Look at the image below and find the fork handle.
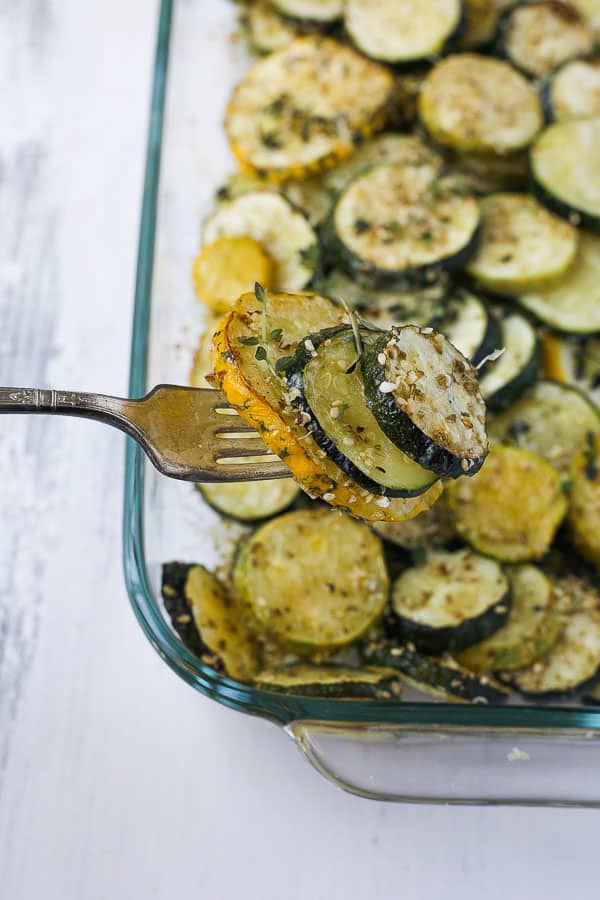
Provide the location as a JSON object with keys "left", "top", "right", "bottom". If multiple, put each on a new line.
{"left": 0, "top": 386, "right": 136, "bottom": 436}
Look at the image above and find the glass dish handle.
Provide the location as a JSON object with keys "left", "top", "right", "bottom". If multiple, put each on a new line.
{"left": 286, "top": 721, "right": 600, "bottom": 805}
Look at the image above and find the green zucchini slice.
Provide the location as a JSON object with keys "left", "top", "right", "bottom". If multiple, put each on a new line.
{"left": 457, "top": 565, "right": 564, "bottom": 673}
{"left": 530, "top": 118, "right": 600, "bottom": 231}
{"left": 543, "top": 333, "right": 600, "bottom": 407}
{"left": 232, "top": 509, "right": 389, "bottom": 649}
{"left": 203, "top": 192, "right": 317, "bottom": 291}
{"left": 332, "top": 163, "right": 480, "bottom": 288}
{"left": 286, "top": 328, "right": 439, "bottom": 496}
{"left": 225, "top": 37, "right": 394, "bottom": 182}
{"left": 317, "top": 268, "right": 447, "bottom": 328}
{"left": 362, "top": 640, "right": 509, "bottom": 703}
{"left": 419, "top": 54, "right": 543, "bottom": 155}
{"left": 161, "top": 563, "right": 260, "bottom": 681}
{"left": 362, "top": 325, "right": 488, "bottom": 478}
{"left": 433, "top": 290, "right": 500, "bottom": 366}
{"left": 372, "top": 500, "right": 454, "bottom": 550}
{"left": 515, "top": 232, "right": 600, "bottom": 333}
{"left": 511, "top": 610, "right": 600, "bottom": 699}
{"left": 488, "top": 380, "right": 600, "bottom": 473}
{"left": 496, "top": 1, "right": 593, "bottom": 79}
{"left": 448, "top": 444, "right": 568, "bottom": 562}
{"left": 197, "top": 479, "right": 300, "bottom": 522}
{"left": 478, "top": 313, "right": 540, "bottom": 412}
{"left": 466, "top": 193, "right": 578, "bottom": 294}
{"left": 543, "top": 57, "right": 600, "bottom": 122}
{"left": 567, "top": 433, "right": 600, "bottom": 569}
{"left": 244, "top": 1, "right": 299, "bottom": 55}
{"left": 271, "top": 0, "right": 342, "bottom": 23}
{"left": 282, "top": 176, "right": 334, "bottom": 226}
{"left": 448, "top": 150, "right": 529, "bottom": 194}
{"left": 391, "top": 548, "right": 510, "bottom": 655}
{"left": 323, "top": 133, "right": 444, "bottom": 194}
{"left": 254, "top": 664, "right": 401, "bottom": 698}
{"left": 344, "top": 0, "right": 463, "bottom": 64}
{"left": 458, "top": 0, "right": 514, "bottom": 49}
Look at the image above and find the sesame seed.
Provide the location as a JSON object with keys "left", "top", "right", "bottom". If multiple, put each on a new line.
{"left": 379, "top": 380, "right": 399, "bottom": 393}
{"left": 322, "top": 492, "right": 335, "bottom": 501}
{"left": 375, "top": 496, "right": 391, "bottom": 507}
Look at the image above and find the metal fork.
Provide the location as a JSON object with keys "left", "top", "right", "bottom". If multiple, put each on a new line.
{"left": 0, "top": 385, "right": 291, "bottom": 481}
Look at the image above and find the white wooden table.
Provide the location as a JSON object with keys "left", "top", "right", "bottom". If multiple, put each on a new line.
{"left": 1, "top": 2, "right": 599, "bottom": 897}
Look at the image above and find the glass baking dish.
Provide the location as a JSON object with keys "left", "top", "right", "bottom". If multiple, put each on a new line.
{"left": 123, "top": 0, "right": 600, "bottom": 805}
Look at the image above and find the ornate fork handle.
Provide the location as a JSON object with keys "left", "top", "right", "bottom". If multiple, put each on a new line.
{"left": 0, "top": 387, "right": 137, "bottom": 437}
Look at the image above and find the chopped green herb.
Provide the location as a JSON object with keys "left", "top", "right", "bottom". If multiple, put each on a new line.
{"left": 255, "top": 345, "right": 268, "bottom": 361}
{"left": 353, "top": 218, "right": 370, "bottom": 234}
{"left": 239, "top": 335, "right": 260, "bottom": 346}
{"left": 585, "top": 431, "right": 598, "bottom": 481}
{"left": 384, "top": 220, "right": 402, "bottom": 234}
{"left": 255, "top": 282, "right": 267, "bottom": 304}
{"left": 269, "top": 328, "right": 283, "bottom": 341}
{"left": 336, "top": 402, "right": 348, "bottom": 421}
{"left": 261, "top": 132, "right": 282, "bottom": 149}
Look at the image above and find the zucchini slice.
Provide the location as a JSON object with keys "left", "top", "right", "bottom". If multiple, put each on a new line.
{"left": 567, "top": 433, "right": 600, "bottom": 569}
{"left": 448, "top": 150, "right": 529, "bottom": 194}
{"left": 391, "top": 548, "right": 511, "bottom": 655}
{"left": 419, "top": 54, "right": 543, "bottom": 155}
{"left": 332, "top": 163, "right": 480, "bottom": 288}
{"left": 192, "top": 235, "right": 276, "bottom": 314}
{"left": 530, "top": 118, "right": 600, "bottom": 231}
{"left": 232, "top": 509, "right": 389, "bottom": 649}
{"left": 197, "top": 479, "right": 300, "bottom": 522}
{"left": 161, "top": 563, "right": 260, "bottom": 681}
{"left": 465, "top": 193, "right": 578, "bottom": 294}
{"left": 254, "top": 664, "right": 401, "bottom": 698}
{"left": 244, "top": 1, "right": 299, "bottom": 55}
{"left": 212, "top": 288, "right": 444, "bottom": 521}
{"left": 282, "top": 176, "right": 334, "bottom": 226}
{"left": 203, "top": 192, "right": 317, "bottom": 292}
{"left": 542, "top": 333, "right": 600, "bottom": 406}
{"left": 543, "top": 57, "right": 600, "bottom": 122}
{"left": 372, "top": 499, "right": 454, "bottom": 550}
{"left": 287, "top": 327, "right": 440, "bottom": 496}
{"left": 271, "top": 0, "right": 342, "bottom": 23}
{"left": 323, "top": 132, "right": 444, "bottom": 194}
{"left": 362, "top": 325, "right": 488, "bottom": 478}
{"left": 432, "top": 290, "right": 500, "bottom": 366}
{"left": 344, "top": 0, "right": 463, "bottom": 64}
{"left": 457, "top": 565, "right": 564, "bottom": 673}
{"left": 448, "top": 444, "right": 568, "bottom": 562}
{"left": 515, "top": 231, "right": 600, "bottom": 333}
{"left": 488, "top": 380, "right": 600, "bottom": 473}
{"left": 318, "top": 268, "right": 447, "bottom": 328}
{"left": 225, "top": 37, "right": 394, "bottom": 182}
{"left": 511, "top": 610, "right": 600, "bottom": 699}
{"left": 478, "top": 313, "right": 540, "bottom": 412}
{"left": 458, "top": 0, "right": 514, "bottom": 49}
{"left": 497, "top": 1, "right": 593, "bottom": 79}
{"left": 362, "top": 640, "right": 509, "bottom": 703}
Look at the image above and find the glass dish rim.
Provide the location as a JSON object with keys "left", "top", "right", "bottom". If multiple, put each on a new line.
{"left": 121, "top": 0, "right": 600, "bottom": 732}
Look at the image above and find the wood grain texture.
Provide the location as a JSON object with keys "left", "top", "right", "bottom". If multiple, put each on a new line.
{"left": 1, "top": 2, "right": 600, "bottom": 899}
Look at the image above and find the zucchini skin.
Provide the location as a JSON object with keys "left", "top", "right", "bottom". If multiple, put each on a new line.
{"left": 362, "top": 639, "right": 509, "bottom": 703}
{"left": 254, "top": 665, "right": 401, "bottom": 698}
{"left": 284, "top": 326, "right": 437, "bottom": 497}
{"left": 530, "top": 170, "right": 600, "bottom": 233}
{"left": 431, "top": 292, "right": 502, "bottom": 368}
{"left": 391, "top": 588, "right": 512, "bottom": 656}
{"left": 362, "top": 333, "right": 486, "bottom": 479}
{"left": 195, "top": 480, "right": 299, "bottom": 524}
{"left": 162, "top": 562, "right": 208, "bottom": 661}
{"left": 483, "top": 323, "right": 541, "bottom": 413}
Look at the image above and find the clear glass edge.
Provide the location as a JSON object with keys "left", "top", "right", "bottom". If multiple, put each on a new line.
{"left": 121, "top": 0, "right": 600, "bottom": 734}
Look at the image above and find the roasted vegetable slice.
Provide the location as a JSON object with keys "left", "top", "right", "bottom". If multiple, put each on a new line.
{"left": 432, "top": 290, "right": 500, "bottom": 366}
{"left": 458, "top": 0, "right": 514, "bottom": 49}
{"left": 448, "top": 444, "right": 568, "bottom": 561}
{"left": 457, "top": 565, "right": 564, "bottom": 673}
{"left": 515, "top": 232, "right": 600, "bottom": 333}
{"left": 286, "top": 327, "right": 439, "bottom": 496}
{"left": 332, "top": 163, "right": 480, "bottom": 288}
{"left": 162, "top": 563, "right": 260, "bottom": 681}
{"left": 232, "top": 509, "right": 389, "bottom": 649}
{"left": 271, "top": 0, "right": 342, "bottom": 23}
{"left": 390, "top": 549, "right": 510, "bottom": 655}
{"left": 511, "top": 610, "right": 600, "bottom": 699}
{"left": 479, "top": 313, "right": 540, "bottom": 411}
{"left": 192, "top": 236, "right": 275, "bottom": 314}
{"left": 567, "top": 433, "right": 600, "bottom": 569}
{"left": 496, "top": 1, "right": 593, "bottom": 78}
{"left": 344, "top": 0, "right": 462, "bottom": 64}
{"left": 254, "top": 664, "right": 401, "bottom": 698}
{"left": 225, "top": 37, "right": 394, "bottom": 182}
{"left": 362, "top": 325, "right": 488, "bottom": 478}
{"left": 418, "top": 54, "right": 543, "bottom": 155}
{"left": 197, "top": 479, "right": 300, "bottom": 522}
{"left": 282, "top": 176, "right": 334, "bottom": 226}
{"left": 489, "top": 380, "right": 600, "bottom": 473}
{"left": 543, "top": 333, "right": 600, "bottom": 407}
{"left": 243, "top": 0, "right": 299, "bottom": 55}
{"left": 448, "top": 150, "right": 529, "bottom": 194}
{"left": 211, "top": 288, "right": 443, "bottom": 521}
{"left": 362, "top": 639, "right": 509, "bottom": 703}
{"left": 465, "top": 193, "right": 578, "bottom": 294}
{"left": 530, "top": 117, "right": 600, "bottom": 231}
{"left": 543, "top": 56, "right": 600, "bottom": 122}
{"left": 203, "top": 192, "right": 317, "bottom": 292}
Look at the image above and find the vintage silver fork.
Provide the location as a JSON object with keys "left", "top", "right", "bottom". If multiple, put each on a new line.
{"left": 0, "top": 385, "right": 291, "bottom": 481}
